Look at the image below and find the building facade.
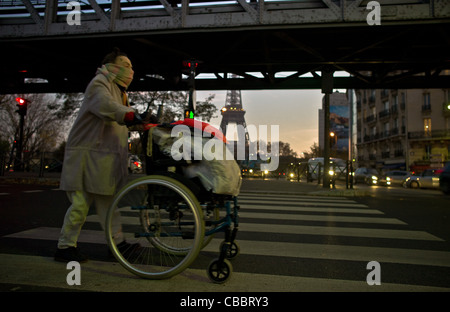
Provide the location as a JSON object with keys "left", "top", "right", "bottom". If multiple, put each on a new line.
{"left": 355, "top": 88, "right": 450, "bottom": 172}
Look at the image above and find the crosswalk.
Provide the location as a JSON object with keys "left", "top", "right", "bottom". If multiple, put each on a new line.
{"left": 1, "top": 191, "right": 450, "bottom": 292}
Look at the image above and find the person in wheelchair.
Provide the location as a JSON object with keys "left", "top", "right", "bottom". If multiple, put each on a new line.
{"left": 55, "top": 48, "right": 149, "bottom": 263}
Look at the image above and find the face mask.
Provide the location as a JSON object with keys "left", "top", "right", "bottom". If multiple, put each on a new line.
{"left": 99, "top": 63, "right": 134, "bottom": 89}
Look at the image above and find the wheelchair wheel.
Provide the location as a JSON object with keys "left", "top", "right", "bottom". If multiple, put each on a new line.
{"left": 106, "top": 175, "right": 205, "bottom": 279}
{"left": 220, "top": 241, "right": 240, "bottom": 260}
{"left": 207, "top": 258, "right": 233, "bottom": 284}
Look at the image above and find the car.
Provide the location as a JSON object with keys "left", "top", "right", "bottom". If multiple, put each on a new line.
{"left": 379, "top": 170, "right": 410, "bottom": 186}
{"left": 128, "top": 154, "right": 143, "bottom": 174}
{"left": 404, "top": 169, "right": 441, "bottom": 189}
{"left": 439, "top": 162, "right": 450, "bottom": 195}
{"left": 353, "top": 167, "right": 380, "bottom": 185}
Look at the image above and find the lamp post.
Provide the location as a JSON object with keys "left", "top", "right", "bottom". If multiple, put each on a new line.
{"left": 14, "top": 97, "right": 29, "bottom": 171}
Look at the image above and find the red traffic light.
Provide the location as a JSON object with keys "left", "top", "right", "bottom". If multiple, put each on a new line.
{"left": 15, "top": 97, "right": 29, "bottom": 116}
{"left": 182, "top": 60, "right": 198, "bottom": 68}
{"left": 16, "top": 97, "right": 27, "bottom": 105}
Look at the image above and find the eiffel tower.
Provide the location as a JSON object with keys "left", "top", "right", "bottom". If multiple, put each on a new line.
{"left": 219, "top": 88, "right": 250, "bottom": 150}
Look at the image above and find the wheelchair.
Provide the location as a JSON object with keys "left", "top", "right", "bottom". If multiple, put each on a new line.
{"left": 105, "top": 123, "right": 240, "bottom": 283}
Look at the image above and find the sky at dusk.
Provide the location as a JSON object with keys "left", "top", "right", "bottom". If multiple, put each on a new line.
{"left": 198, "top": 89, "right": 326, "bottom": 156}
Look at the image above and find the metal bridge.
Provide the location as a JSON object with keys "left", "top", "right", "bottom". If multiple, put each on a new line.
{"left": 1, "top": 0, "right": 449, "bottom": 93}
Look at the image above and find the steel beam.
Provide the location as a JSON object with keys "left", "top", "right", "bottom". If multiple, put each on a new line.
{"left": 1, "top": 1, "right": 449, "bottom": 38}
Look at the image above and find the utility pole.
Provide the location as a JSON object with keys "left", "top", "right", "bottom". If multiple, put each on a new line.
{"left": 14, "top": 97, "right": 29, "bottom": 171}
{"left": 321, "top": 70, "right": 333, "bottom": 189}
{"left": 183, "top": 60, "right": 198, "bottom": 119}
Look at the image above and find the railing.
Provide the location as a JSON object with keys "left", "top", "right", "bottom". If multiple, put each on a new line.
{"left": 408, "top": 129, "right": 450, "bottom": 140}
{"left": 378, "top": 109, "right": 390, "bottom": 119}
{"left": 0, "top": 150, "right": 147, "bottom": 177}
{"left": 1, "top": 150, "right": 63, "bottom": 177}
{"left": 365, "top": 114, "right": 377, "bottom": 123}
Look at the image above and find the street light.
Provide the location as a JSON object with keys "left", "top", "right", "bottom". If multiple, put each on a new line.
{"left": 14, "top": 97, "right": 30, "bottom": 171}
{"left": 329, "top": 131, "right": 337, "bottom": 149}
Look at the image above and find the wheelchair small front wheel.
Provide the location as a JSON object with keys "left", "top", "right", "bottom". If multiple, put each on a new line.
{"left": 220, "top": 241, "right": 240, "bottom": 260}
{"left": 207, "top": 258, "right": 233, "bottom": 284}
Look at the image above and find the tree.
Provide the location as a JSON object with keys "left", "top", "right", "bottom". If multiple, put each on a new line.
{"left": 126, "top": 91, "right": 218, "bottom": 155}
{"left": 278, "top": 141, "right": 298, "bottom": 158}
{"left": 0, "top": 93, "right": 82, "bottom": 170}
{"left": 128, "top": 91, "right": 217, "bottom": 123}
{"left": 302, "top": 142, "right": 321, "bottom": 159}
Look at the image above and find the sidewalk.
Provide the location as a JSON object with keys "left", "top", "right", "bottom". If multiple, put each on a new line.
{"left": 0, "top": 172, "right": 370, "bottom": 197}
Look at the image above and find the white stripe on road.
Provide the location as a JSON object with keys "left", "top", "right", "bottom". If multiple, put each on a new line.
{"left": 84, "top": 208, "right": 394, "bottom": 224}
{"left": 85, "top": 214, "right": 413, "bottom": 239}
{"left": 237, "top": 211, "right": 406, "bottom": 225}
{"left": 239, "top": 223, "right": 442, "bottom": 241}
{"left": 202, "top": 238, "right": 450, "bottom": 268}
{"left": 2, "top": 253, "right": 449, "bottom": 292}
{"left": 5, "top": 225, "right": 446, "bottom": 268}
{"left": 240, "top": 204, "right": 383, "bottom": 215}
{"left": 238, "top": 193, "right": 359, "bottom": 203}
{"left": 238, "top": 199, "right": 369, "bottom": 208}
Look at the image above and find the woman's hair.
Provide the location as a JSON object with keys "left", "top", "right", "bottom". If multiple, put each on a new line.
{"left": 102, "top": 47, "right": 128, "bottom": 65}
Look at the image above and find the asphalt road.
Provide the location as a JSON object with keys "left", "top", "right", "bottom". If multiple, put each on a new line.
{"left": 1, "top": 178, "right": 450, "bottom": 304}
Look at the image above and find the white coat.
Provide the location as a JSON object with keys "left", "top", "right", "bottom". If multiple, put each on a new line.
{"left": 60, "top": 73, "right": 134, "bottom": 195}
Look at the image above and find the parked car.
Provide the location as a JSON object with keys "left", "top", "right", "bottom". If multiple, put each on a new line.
{"left": 439, "top": 162, "right": 450, "bottom": 195}
{"left": 128, "top": 154, "right": 143, "bottom": 174}
{"left": 379, "top": 170, "right": 410, "bottom": 186}
{"left": 353, "top": 167, "right": 380, "bottom": 185}
{"left": 404, "top": 169, "right": 441, "bottom": 189}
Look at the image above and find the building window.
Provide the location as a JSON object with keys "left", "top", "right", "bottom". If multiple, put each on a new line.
{"left": 423, "top": 93, "right": 431, "bottom": 111}
{"left": 400, "top": 92, "right": 406, "bottom": 110}
{"left": 384, "top": 122, "right": 389, "bottom": 137}
{"left": 424, "top": 118, "right": 431, "bottom": 136}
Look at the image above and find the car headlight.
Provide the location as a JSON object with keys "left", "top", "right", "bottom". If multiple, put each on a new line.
{"left": 386, "top": 177, "right": 391, "bottom": 181}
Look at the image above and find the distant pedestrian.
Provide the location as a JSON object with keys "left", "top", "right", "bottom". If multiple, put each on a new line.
{"left": 55, "top": 48, "right": 143, "bottom": 262}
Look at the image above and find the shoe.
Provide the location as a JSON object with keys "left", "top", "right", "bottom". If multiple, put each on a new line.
{"left": 109, "top": 241, "right": 141, "bottom": 258}
{"left": 54, "top": 247, "right": 88, "bottom": 263}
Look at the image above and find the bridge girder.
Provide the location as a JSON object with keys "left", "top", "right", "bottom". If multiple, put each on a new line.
{"left": 1, "top": 1, "right": 449, "bottom": 93}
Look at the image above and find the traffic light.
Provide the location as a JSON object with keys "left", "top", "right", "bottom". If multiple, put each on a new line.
{"left": 182, "top": 60, "right": 198, "bottom": 70}
{"left": 184, "top": 109, "right": 194, "bottom": 119}
{"left": 15, "top": 97, "right": 29, "bottom": 116}
{"left": 182, "top": 59, "right": 199, "bottom": 77}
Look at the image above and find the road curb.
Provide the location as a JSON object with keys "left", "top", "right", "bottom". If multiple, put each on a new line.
{"left": 0, "top": 177, "right": 60, "bottom": 186}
